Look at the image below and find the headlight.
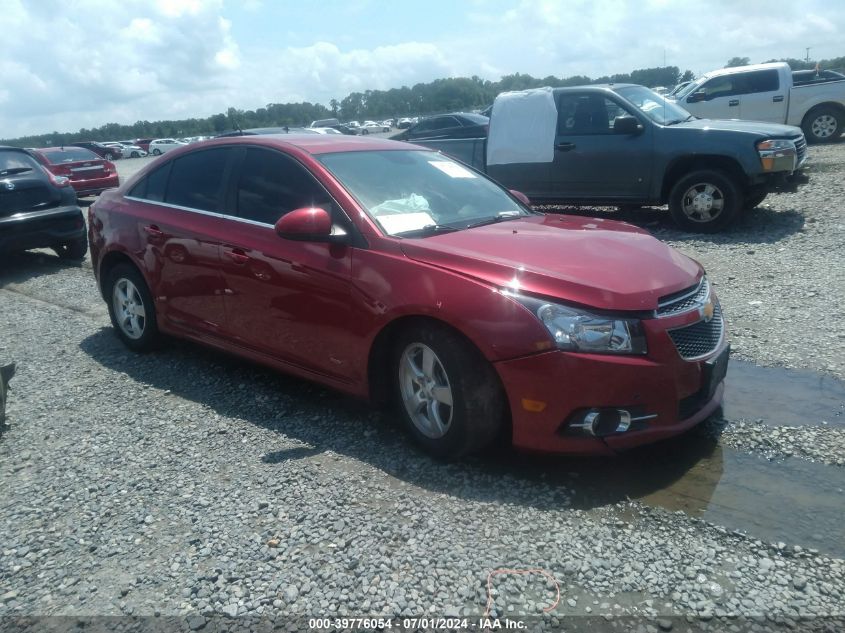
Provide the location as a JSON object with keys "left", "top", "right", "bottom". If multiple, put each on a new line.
{"left": 756, "top": 139, "right": 795, "bottom": 151}
{"left": 513, "top": 295, "right": 647, "bottom": 355}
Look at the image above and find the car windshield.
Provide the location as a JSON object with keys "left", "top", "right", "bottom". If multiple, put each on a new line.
{"left": 673, "top": 77, "right": 705, "bottom": 100}
{"left": 317, "top": 150, "right": 530, "bottom": 237}
{"left": 614, "top": 85, "right": 694, "bottom": 125}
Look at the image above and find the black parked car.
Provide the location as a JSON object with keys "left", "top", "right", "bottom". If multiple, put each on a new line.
{"left": 394, "top": 113, "right": 489, "bottom": 141}
{"left": 70, "top": 141, "right": 121, "bottom": 161}
{"left": 0, "top": 146, "right": 87, "bottom": 259}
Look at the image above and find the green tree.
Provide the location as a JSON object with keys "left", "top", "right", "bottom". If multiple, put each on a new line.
{"left": 725, "top": 57, "right": 751, "bottom": 68}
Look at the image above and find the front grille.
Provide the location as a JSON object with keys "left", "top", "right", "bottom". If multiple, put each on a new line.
{"left": 0, "top": 187, "right": 55, "bottom": 217}
{"left": 794, "top": 135, "right": 807, "bottom": 166}
{"left": 668, "top": 303, "right": 724, "bottom": 359}
{"left": 657, "top": 277, "right": 709, "bottom": 317}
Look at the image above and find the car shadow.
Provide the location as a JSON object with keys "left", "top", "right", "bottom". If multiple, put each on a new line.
{"left": 538, "top": 204, "right": 806, "bottom": 244}
{"left": 79, "top": 327, "right": 723, "bottom": 513}
{"left": 0, "top": 250, "right": 89, "bottom": 287}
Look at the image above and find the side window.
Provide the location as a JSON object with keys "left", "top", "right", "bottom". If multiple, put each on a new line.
{"left": 164, "top": 148, "right": 231, "bottom": 212}
{"left": 701, "top": 75, "right": 746, "bottom": 99}
{"left": 235, "top": 148, "right": 333, "bottom": 225}
{"left": 434, "top": 116, "right": 461, "bottom": 129}
{"left": 129, "top": 162, "right": 172, "bottom": 202}
{"left": 413, "top": 119, "right": 433, "bottom": 132}
{"left": 557, "top": 95, "right": 622, "bottom": 135}
{"left": 745, "top": 70, "right": 780, "bottom": 93}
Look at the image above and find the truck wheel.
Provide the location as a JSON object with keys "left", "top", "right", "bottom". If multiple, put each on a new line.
{"left": 391, "top": 322, "right": 505, "bottom": 459}
{"left": 744, "top": 192, "right": 768, "bottom": 209}
{"left": 668, "top": 170, "right": 741, "bottom": 233}
{"left": 802, "top": 106, "right": 843, "bottom": 144}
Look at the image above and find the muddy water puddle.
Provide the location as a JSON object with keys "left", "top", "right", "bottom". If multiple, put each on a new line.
{"left": 723, "top": 360, "right": 845, "bottom": 426}
{"left": 498, "top": 361, "right": 845, "bottom": 557}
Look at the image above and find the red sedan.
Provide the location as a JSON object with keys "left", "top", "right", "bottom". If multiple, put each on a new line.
{"left": 88, "top": 135, "right": 728, "bottom": 458}
{"left": 30, "top": 147, "right": 119, "bottom": 197}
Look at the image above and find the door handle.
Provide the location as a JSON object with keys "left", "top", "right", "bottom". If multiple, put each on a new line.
{"left": 224, "top": 248, "right": 250, "bottom": 265}
{"left": 729, "top": 99, "right": 739, "bottom": 107}
{"left": 773, "top": 95, "right": 784, "bottom": 102}
{"left": 555, "top": 142, "right": 576, "bottom": 152}
{"left": 143, "top": 224, "right": 163, "bottom": 237}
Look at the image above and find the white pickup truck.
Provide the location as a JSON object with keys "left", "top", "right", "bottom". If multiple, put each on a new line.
{"left": 672, "top": 62, "right": 845, "bottom": 143}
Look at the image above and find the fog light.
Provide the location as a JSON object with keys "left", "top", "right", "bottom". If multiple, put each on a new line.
{"left": 567, "top": 408, "right": 632, "bottom": 436}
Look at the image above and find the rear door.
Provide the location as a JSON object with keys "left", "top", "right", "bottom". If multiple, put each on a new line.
{"left": 547, "top": 92, "right": 653, "bottom": 201}
{"left": 739, "top": 69, "right": 787, "bottom": 123}
{"left": 126, "top": 148, "right": 234, "bottom": 335}
{"left": 217, "top": 146, "right": 359, "bottom": 382}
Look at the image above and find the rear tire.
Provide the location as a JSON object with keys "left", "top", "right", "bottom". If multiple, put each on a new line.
{"left": 668, "top": 170, "right": 741, "bottom": 232}
{"left": 802, "top": 106, "right": 843, "bottom": 144}
{"left": 361, "top": 129, "right": 369, "bottom": 135}
{"left": 391, "top": 323, "right": 506, "bottom": 459}
{"left": 53, "top": 237, "right": 88, "bottom": 261}
{"left": 152, "top": 149, "right": 161, "bottom": 155}
{"left": 105, "top": 263, "right": 159, "bottom": 352}
{"left": 130, "top": 151, "right": 140, "bottom": 158}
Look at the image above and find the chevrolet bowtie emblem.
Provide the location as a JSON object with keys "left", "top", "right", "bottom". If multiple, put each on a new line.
{"left": 701, "top": 301, "right": 715, "bottom": 322}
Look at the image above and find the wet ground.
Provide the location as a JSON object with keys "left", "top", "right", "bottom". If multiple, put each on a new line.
{"left": 495, "top": 360, "right": 845, "bottom": 559}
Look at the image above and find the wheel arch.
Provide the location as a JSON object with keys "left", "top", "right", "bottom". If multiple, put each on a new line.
{"left": 97, "top": 250, "right": 141, "bottom": 300}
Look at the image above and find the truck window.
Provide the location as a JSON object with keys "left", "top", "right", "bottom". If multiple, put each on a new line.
{"left": 700, "top": 75, "right": 747, "bottom": 99}
{"left": 557, "top": 95, "right": 629, "bottom": 135}
{"left": 744, "top": 70, "right": 779, "bottom": 93}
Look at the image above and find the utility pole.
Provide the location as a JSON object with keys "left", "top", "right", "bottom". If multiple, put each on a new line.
{"left": 805, "top": 47, "right": 811, "bottom": 63}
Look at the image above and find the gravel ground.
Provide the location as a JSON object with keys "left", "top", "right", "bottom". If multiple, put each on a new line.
{"left": 2, "top": 143, "right": 845, "bottom": 631}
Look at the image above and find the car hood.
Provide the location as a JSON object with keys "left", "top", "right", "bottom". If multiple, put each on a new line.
{"left": 400, "top": 215, "right": 701, "bottom": 312}
{"left": 674, "top": 118, "right": 803, "bottom": 138}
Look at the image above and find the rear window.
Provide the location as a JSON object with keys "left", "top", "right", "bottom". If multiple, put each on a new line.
{"left": 164, "top": 148, "right": 232, "bottom": 211}
{"left": 40, "top": 148, "right": 100, "bottom": 163}
{"left": 0, "top": 150, "right": 41, "bottom": 175}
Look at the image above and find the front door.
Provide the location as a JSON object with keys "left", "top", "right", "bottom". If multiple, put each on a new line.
{"left": 548, "top": 93, "right": 653, "bottom": 201}
{"left": 218, "top": 147, "right": 360, "bottom": 383}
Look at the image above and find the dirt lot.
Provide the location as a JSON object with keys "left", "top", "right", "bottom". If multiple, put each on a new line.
{"left": 1, "top": 142, "right": 844, "bottom": 631}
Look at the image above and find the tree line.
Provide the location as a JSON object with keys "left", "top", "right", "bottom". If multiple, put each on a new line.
{"left": 3, "top": 55, "right": 843, "bottom": 148}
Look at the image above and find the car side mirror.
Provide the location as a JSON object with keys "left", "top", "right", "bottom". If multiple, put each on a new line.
{"left": 687, "top": 90, "right": 706, "bottom": 103}
{"left": 613, "top": 116, "right": 642, "bottom": 135}
{"left": 275, "top": 207, "right": 341, "bottom": 242}
{"left": 509, "top": 190, "right": 531, "bottom": 206}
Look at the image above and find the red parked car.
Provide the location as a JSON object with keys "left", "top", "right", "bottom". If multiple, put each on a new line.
{"left": 31, "top": 147, "right": 119, "bottom": 197}
{"left": 89, "top": 135, "right": 728, "bottom": 458}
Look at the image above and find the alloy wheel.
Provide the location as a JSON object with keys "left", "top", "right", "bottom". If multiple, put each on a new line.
{"left": 398, "top": 343, "right": 454, "bottom": 439}
{"left": 681, "top": 182, "right": 725, "bottom": 223}
{"left": 112, "top": 278, "right": 146, "bottom": 340}
{"left": 811, "top": 114, "right": 838, "bottom": 139}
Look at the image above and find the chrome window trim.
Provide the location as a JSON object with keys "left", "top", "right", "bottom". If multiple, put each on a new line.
{"left": 124, "top": 196, "right": 276, "bottom": 229}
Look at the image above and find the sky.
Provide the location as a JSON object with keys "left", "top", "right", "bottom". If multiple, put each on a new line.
{"left": 1, "top": 0, "right": 843, "bottom": 139}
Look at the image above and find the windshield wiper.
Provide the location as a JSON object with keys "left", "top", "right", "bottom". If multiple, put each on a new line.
{"left": 464, "top": 211, "right": 523, "bottom": 230}
{"left": 0, "top": 167, "right": 33, "bottom": 176}
{"left": 393, "top": 224, "right": 461, "bottom": 238}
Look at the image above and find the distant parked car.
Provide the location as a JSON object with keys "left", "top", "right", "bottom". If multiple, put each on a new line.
{"left": 395, "top": 113, "right": 489, "bottom": 141}
{"left": 215, "top": 127, "right": 321, "bottom": 138}
{"left": 309, "top": 127, "right": 342, "bottom": 135}
{"left": 70, "top": 141, "right": 121, "bottom": 161}
{"left": 30, "top": 146, "right": 119, "bottom": 198}
{"left": 0, "top": 145, "right": 87, "bottom": 259}
{"left": 132, "top": 139, "right": 154, "bottom": 153}
{"left": 397, "top": 118, "right": 414, "bottom": 129}
{"left": 148, "top": 139, "right": 188, "bottom": 155}
{"left": 359, "top": 121, "right": 390, "bottom": 135}
{"left": 103, "top": 142, "right": 147, "bottom": 159}
{"left": 309, "top": 118, "right": 341, "bottom": 128}
{"left": 329, "top": 124, "right": 359, "bottom": 135}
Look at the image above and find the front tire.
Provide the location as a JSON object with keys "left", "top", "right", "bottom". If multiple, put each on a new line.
{"left": 53, "top": 237, "right": 88, "bottom": 261}
{"left": 668, "top": 170, "right": 741, "bottom": 232}
{"left": 802, "top": 106, "right": 843, "bottom": 144}
{"left": 130, "top": 151, "right": 140, "bottom": 158}
{"left": 391, "top": 323, "right": 505, "bottom": 459}
{"left": 106, "top": 263, "right": 159, "bottom": 352}
{"left": 152, "top": 148, "right": 162, "bottom": 155}
{"left": 361, "top": 129, "right": 369, "bottom": 135}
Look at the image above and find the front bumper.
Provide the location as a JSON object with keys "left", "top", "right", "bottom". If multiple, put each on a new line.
{"left": 494, "top": 332, "right": 728, "bottom": 456}
{"left": 0, "top": 206, "right": 86, "bottom": 253}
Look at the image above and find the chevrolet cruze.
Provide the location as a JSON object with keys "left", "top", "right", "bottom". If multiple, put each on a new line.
{"left": 89, "top": 135, "right": 728, "bottom": 458}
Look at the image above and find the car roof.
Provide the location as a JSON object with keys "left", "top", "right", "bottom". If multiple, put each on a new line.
{"left": 185, "top": 134, "right": 424, "bottom": 155}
